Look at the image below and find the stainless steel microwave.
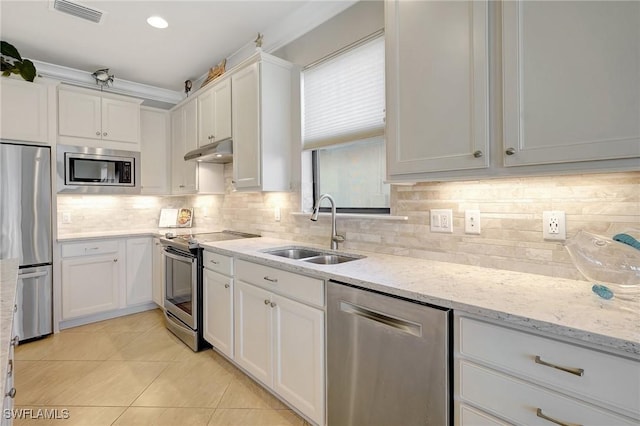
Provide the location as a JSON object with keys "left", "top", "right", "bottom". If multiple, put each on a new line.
{"left": 57, "top": 144, "right": 141, "bottom": 194}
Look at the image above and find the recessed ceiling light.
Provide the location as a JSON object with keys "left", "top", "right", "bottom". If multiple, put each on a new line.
{"left": 147, "top": 16, "right": 168, "bottom": 29}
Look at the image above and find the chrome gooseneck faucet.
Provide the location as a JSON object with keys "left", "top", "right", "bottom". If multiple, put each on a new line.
{"left": 310, "top": 194, "right": 345, "bottom": 250}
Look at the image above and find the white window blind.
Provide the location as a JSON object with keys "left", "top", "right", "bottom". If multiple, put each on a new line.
{"left": 303, "top": 35, "right": 385, "bottom": 150}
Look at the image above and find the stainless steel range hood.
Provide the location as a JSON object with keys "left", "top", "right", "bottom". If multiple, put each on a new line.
{"left": 184, "top": 139, "right": 233, "bottom": 163}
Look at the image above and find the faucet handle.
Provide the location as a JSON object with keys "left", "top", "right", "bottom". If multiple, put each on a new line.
{"left": 333, "top": 234, "right": 345, "bottom": 243}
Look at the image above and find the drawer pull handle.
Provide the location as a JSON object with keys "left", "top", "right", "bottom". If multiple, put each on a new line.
{"left": 85, "top": 247, "right": 99, "bottom": 251}
{"left": 534, "top": 356, "right": 584, "bottom": 377}
{"left": 263, "top": 276, "right": 278, "bottom": 283}
{"left": 536, "top": 408, "right": 581, "bottom": 426}
{"left": 7, "top": 359, "right": 13, "bottom": 376}
{"left": 209, "top": 260, "right": 219, "bottom": 265}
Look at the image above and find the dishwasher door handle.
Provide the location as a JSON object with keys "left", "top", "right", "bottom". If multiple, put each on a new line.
{"left": 339, "top": 301, "right": 422, "bottom": 337}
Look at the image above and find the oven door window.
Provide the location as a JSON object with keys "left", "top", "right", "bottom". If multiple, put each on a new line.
{"left": 165, "top": 251, "right": 195, "bottom": 318}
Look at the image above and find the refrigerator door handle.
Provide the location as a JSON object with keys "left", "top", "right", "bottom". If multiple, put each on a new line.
{"left": 18, "top": 271, "right": 48, "bottom": 280}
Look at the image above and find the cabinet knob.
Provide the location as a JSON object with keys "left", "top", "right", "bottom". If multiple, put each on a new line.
{"left": 6, "top": 388, "right": 16, "bottom": 399}
{"left": 96, "top": 131, "right": 101, "bottom": 136}
{"left": 224, "top": 284, "right": 230, "bottom": 289}
{"left": 7, "top": 359, "right": 13, "bottom": 377}
{"left": 13, "top": 304, "right": 17, "bottom": 313}
{"left": 270, "top": 302, "right": 277, "bottom": 308}
{"left": 11, "top": 336, "right": 19, "bottom": 347}
{"left": 113, "top": 258, "right": 118, "bottom": 262}
{"left": 473, "top": 150, "right": 483, "bottom": 158}
{"left": 264, "top": 299, "right": 270, "bottom": 305}
{"left": 103, "top": 132, "right": 108, "bottom": 137}
{"left": 505, "top": 147, "right": 516, "bottom": 156}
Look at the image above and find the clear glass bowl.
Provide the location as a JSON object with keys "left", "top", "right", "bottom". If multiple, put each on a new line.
{"left": 564, "top": 230, "right": 640, "bottom": 300}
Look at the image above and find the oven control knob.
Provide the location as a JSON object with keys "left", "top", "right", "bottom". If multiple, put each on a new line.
{"left": 165, "top": 232, "right": 175, "bottom": 239}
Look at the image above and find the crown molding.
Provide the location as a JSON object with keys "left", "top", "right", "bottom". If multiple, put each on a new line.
{"left": 32, "top": 60, "right": 183, "bottom": 107}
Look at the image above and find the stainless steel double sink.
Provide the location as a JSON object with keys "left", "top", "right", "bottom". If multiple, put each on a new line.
{"left": 263, "top": 246, "right": 365, "bottom": 265}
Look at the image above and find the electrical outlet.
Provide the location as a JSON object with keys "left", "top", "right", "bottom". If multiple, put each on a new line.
{"left": 62, "top": 212, "right": 72, "bottom": 224}
{"left": 543, "top": 211, "right": 566, "bottom": 241}
{"left": 274, "top": 207, "right": 281, "bottom": 222}
{"left": 431, "top": 209, "right": 453, "bottom": 233}
{"left": 465, "top": 210, "right": 481, "bottom": 235}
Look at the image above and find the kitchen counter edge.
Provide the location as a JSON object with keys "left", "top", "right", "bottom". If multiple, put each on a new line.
{"left": 200, "top": 237, "right": 640, "bottom": 358}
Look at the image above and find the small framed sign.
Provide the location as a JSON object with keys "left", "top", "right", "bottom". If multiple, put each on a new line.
{"left": 158, "top": 208, "right": 193, "bottom": 228}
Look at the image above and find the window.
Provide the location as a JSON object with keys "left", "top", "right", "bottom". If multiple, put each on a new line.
{"left": 303, "top": 33, "right": 389, "bottom": 213}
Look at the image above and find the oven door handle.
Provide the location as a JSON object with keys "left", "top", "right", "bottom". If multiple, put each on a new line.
{"left": 163, "top": 249, "right": 196, "bottom": 263}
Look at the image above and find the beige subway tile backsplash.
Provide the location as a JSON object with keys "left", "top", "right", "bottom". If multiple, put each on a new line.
{"left": 57, "top": 171, "right": 639, "bottom": 281}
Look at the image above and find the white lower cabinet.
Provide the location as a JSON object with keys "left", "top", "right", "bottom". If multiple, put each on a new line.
{"left": 455, "top": 314, "right": 640, "bottom": 425}
{"left": 151, "top": 238, "right": 164, "bottom": 308}
{"left": 125, "top": 238, "right": 153, "bottom": 306}
{"left": 61, "top": 237, "right": 153, "bottom": 322}
{"left": 61, "top": 252, "right": 121, "bottom": 319}
{"left": 203, "top": 250, "right": 235, "bottom": 359}
{"left": 233, "top": 259, "right": 325, "bottom": 426}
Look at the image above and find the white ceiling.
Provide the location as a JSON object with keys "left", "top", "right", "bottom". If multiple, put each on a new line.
{"left": 0, "top": 0, "right": 352, "bottom": 94}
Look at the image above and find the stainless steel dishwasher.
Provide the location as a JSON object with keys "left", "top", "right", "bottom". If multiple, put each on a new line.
{"left": 327, "top": 280, "right": 451, "bottom": 426}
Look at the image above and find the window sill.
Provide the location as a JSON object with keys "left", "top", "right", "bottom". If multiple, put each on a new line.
{"left": 291, "top": 212, "right": 408, "bottom": 221}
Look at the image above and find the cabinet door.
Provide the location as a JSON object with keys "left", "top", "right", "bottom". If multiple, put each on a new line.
{"left": 198, "top": 78, "right": 232, "bottom": 147}
{"left": 170, "top": 102, "right": 198, "bottom": 194}
{"left": 0, "top": 78, "right": 49, "bottom": 143}
{"left": 183, "top": 98, "right": 199, "bottom": 192}
{"left": 58, "top": 89, "right": 102, "bottom": 140}
{"left": 232, "top": 62, "right": 262, "bottom": 190}
{"left": 234, "top": 280, "right": 272, "bottom": 386}
{"left": 140, "top": 108, "right": 170, "bottom": 194}
{"left": 502, "top": 1, "right": 640, "bottom": 166}
{"left": 61, "top": 254, "right": 120, "bottom": 319}
{"left": 272, "top": 294, "right": 325, "bottom": 426}
{"left": 151, "top": 238, "right": 164, "bottom": 307}
{"left": 385, "top": 0, "right": 489, "bottom": 177}
{"left": 203, "top": 268, "right": 234, "bottom": 358}
{"left": 101, "top": 97, "right": 140, "bottom": 145}
{"left": 125, "top": 238, "right": 152, "bottom": 306}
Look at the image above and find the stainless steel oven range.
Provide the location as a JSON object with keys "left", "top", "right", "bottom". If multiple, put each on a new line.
{"left": 160, "top": 230, "right": 259, "bottom": 351}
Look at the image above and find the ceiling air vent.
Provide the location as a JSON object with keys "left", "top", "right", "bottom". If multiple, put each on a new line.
{"left": 53, "top": 0, "right": 103, "bottom": 23}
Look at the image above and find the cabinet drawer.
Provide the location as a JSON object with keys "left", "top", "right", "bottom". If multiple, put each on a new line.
{"left": 459, "top": 361, "right": 638, "bottom": 426}
{"left": 459, "top": 317, "right": 640, "bottom": 417}
{"left": 457, "top": 403, "right": 509, "bottom": 426}
{"left": 236, "top": 259, "right": 324, "bottom": 307}
{"left": 203, "top": 250, "right": 233, "bottom": 276}
{"left": 62, "top": 240, "right": 119, "bottom": 258}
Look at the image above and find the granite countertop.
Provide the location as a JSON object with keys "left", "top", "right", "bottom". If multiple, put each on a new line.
{"left": 0, "top": 258, "right": 19, "bottom": 399}
{"left": 199, "top": 237, "right": 640, "bottom": 357}
{"left": 57, "top": 227, "right": 223, "bottom": 242}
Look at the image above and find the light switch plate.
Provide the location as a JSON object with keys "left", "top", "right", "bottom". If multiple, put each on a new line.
{"left": 431, "top": 209, "right": 453, "bottom": 233}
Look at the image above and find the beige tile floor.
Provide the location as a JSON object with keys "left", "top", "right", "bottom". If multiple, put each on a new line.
{"left": 13, "top": 309, "right": 308, "bottom": 426}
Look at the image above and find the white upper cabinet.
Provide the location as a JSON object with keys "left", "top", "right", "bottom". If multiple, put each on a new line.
{"left": 170, "top": 98, "right": 198, "bottom": 194}
{"left": 385, "top": 0, "right": 490, "bottom": 179}
{"left": 58, "top": 85, "right": 142, "bottom": 150}
{"left": 0, "top": 77, "right": 51, "bottom": 144}
{"left": 140, "top": 107, "right": 170, "bottom": 194}
{"left": 502, "top": 1, "right": 640, "bottom": 166}
{"left": 232, "top": 54, "right": 294, "bottom": 192}
{"left": 198, "top": 78, "right": 232, "bottom": 147}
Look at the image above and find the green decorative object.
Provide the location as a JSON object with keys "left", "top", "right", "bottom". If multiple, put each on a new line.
{"left": 1, "top": 41, "right": 37, "bottom": 82}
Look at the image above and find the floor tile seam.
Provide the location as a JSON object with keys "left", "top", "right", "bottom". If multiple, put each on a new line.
{"left": 125, "top": 360, "right": 173, "bottom": 408}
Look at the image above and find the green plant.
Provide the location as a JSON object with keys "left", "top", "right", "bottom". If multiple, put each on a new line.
{"left": 1, "top": 41, "right": 36, "bottom": 82}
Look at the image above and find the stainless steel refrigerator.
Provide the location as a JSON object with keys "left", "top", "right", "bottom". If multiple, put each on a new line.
{"left": 0, "top": 141, "right": 52, "bottom": 341}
